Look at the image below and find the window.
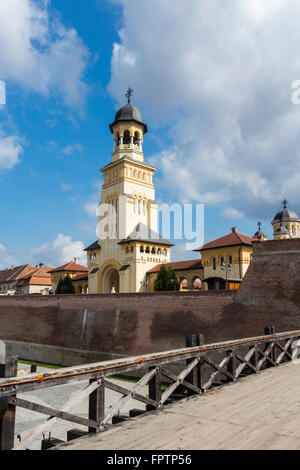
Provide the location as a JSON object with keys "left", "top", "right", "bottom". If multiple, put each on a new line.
{"left": 123, "top": 130, "right": 130, "bottom": 145}
{"left": 212, "top": 257, "right": 216, "bottom": 270}
{"left": 228, "top": 255, "right": 233, "bottom": 266}
{"left": 220, "top": 256, "right": 224, "bottom": 266}
{"left": 134, "top": 131, "right": 140, "bottom": 145}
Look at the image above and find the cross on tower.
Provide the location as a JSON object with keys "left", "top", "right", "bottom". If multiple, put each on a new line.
{"left": 257, "top": 221, "right": 262, "bottom": 231}
{"left": 282, "top": 198, "right": 288, "bottom": 210}
{"left": 125, "top": 87, "right": 134, "bottom": 103}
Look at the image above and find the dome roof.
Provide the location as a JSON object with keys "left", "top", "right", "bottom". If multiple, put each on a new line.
{"left": 109, "top": 103, "right": 148, "bottom": 133}
{"left": 272, "top": 209, "right": 299, "bottom": 223}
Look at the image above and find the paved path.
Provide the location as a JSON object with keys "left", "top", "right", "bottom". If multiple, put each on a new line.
{"left": 56, "top": 361, "right": 300, "bottom": 450}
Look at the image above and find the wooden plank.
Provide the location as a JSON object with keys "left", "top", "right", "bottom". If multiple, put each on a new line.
{"left": 202, "top": 354, "right": 234, "bottom": 391}
{"left": 235, "top": 347, "right": 257, "bottom": 379}
{"left": 276, "top": 339, "right": 293, "bottom": 363}
{"left": 13, "top": 379, "right": 101, "bottom": 450}
{"left": 159, "top": 357, "right": 200, "bottom": 407}
{"left": 100, "top": 368, "right": 157, "bottom": 428}
{"left": 257, "top": 343, "right": 276, "bottom": 370}
{"left": 160, "top": 368, "right": 202, "bottom": 394}
{"left": 8, "top": 397, "right": 98, "bottom": 429}
{"left": 103, "top": 378, "right": 157, "bottom": 408}
{"left": 0, "top": 356, "right": 17, "bottom": 450}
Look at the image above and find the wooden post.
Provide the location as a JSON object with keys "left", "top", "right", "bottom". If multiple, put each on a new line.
{"left": 0, "top": 356, "right": 18, "bottom": 450}
{"left": 264, "top": 326, "right": 276, "bottom": 367}
{"left": 186, "top": 335, "right": 198, "bottom": 395}
{"left": 196, "top": 334, "right": 205, "bottom": 390}
{"left": 147, "top": 366, "right": 161, "bottom": 411}
{"left": 226, "top": 349, "right": 236, "bottom": 381}
{"left": 88, "top": 376, "right": 104, "bottom": 433}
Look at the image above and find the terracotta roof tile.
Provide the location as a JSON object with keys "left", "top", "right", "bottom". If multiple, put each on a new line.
{"left": 72, "top": 273, "right": 88, "bottom": 282}
{"left": 48, "top": 262, "right": 88, "bottom": 274}
{"left": 148, "top": 259, "right": 203, "bottom": 273}
{"left": 194, "top": 230, "right": 254, "bottom": 251}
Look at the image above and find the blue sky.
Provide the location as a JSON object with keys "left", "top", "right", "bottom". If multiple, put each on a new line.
{"left": 1, "top": 0, "right": 299, "bottom": 268}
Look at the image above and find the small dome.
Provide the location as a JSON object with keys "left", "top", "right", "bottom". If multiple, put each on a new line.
{"left": 109, "top": 103, "right": 148, "bottom": 134}
{"left": 272, "top": 209, "right": 299, "bottom": 223}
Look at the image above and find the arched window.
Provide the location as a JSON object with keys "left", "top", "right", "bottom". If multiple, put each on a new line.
{"left": 140, "top": 245, "right": 144, "bottom": 253}
{"left": 163, "top": 249, "right": 167, "bottom": 256}
{"left": 145, "top": 246, "right": 150, "bottom": 254}
{"left": 228, "top": 255, "right": 233, "bottom": 265}
{"left": 151, "top": 247, "right": 156, "bottom": 254}
{"left": 220, "top": 256, "right": 224, "bottom": 266}
{"left": 212, "top": 257, "right": 216, "bottom": 270}
{"left": 115, "top": 132, "right": 120, "bottom": 146}
{"left": 134, "top": 131, "right": 140, "bottom": 145}
{"left": 123, "top": 130, "right": 130, "bottom": 145}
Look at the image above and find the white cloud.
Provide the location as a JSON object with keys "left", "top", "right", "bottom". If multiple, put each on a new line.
{"left": 61, "top": 183, "right": 74, "bottom": 191}
{"left": 0, "top": 244, "right": 17, "bottom": 269}
{"left": 222, "top": 208, "right": 245, "bottom": 219}
{"left": 62, "top": 143, "right": 83, "bottom": 155}
{"left": 29, "top": 233, "right": 86, "bottom": 267}
{"left": 0, "top": 0, "right": 90, "bottom": 108}
{"left": 84, "top": 202, "right": 98, "bottom": 217}
{"left": 0, "top": 133, "right": 23, "bottom": 171}
{"left": 108, "top": 0, "right": 300, "bottom": 219}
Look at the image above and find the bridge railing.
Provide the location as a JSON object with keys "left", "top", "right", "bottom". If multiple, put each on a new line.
{"left": 1, "top": 326, "right": 300, "bottom": 450}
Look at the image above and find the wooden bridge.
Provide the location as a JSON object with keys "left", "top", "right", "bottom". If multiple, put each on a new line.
{"left": 0, "top": 326, "right": 300, "bottom": 450}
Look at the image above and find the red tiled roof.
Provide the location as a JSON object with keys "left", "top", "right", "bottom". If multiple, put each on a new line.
{"left": 72, "top": 273, "right": 88, "bottom": 282}
{"left": 48, "top": 262, "right": 88, "bottom": 273}
{"left": 0, "top": 265, "right": 32, "bottom": 284}
{"left": 148, "top": 259, "right": 203, "bottom": 273}
{"left": 194, "top": 230, "right": 254, "bottom": 251}
{"left": 17, "top": 266, "right": 53, "bottom": 286}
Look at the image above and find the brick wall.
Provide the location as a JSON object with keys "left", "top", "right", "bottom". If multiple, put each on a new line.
{"left": 2, "top": 238, "right": 300, "bottom": 362}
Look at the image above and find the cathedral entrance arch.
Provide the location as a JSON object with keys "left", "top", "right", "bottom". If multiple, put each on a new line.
{"left": 98, "top": 259, "right": 121, "bottom": 293}
{"left": 103, "top": 267, "right": 120, "bottom": 293}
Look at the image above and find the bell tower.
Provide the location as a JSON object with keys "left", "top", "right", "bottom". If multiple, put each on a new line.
{"left": 86, "top": 90, "right": 172, "bottom": 294}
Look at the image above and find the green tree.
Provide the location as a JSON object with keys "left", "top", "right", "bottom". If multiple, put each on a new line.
{"left": 154, "top": 265, "right": 180, "bottom": 291}
{"left": 55, "top": 275, "right": 75, "bottom": 294}
{"left": 55, "top": 278, "right": 64, "bottom": 294}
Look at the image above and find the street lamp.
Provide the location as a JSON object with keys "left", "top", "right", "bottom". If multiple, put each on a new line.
{"left": 220, "top": 261, "right": 232, "bottom": 291}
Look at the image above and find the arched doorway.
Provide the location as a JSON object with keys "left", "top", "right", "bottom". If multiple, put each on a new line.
{"left": 103, "top": 266, "right": 120, "bottom": 293}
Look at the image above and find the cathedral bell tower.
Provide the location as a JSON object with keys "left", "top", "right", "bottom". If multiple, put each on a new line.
{"left": 85, "top": 89, "right": 172, "bottom": 294}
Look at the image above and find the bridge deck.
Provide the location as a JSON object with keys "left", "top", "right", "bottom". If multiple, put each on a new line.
{"left": 56, "top": 361, "right": 300, "bottom": 450}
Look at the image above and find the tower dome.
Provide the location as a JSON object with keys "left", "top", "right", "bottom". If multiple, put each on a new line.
{"left": 253, "top": 222, "right": 268, "bottom": 241}
{"left": 271, "top": 199, "right": 300, "bottom": 239}
{"left": 109, "top": 88, "right": 147, "bottom": 134}
{"left": 272, "top": 199, "right": 299, "bottom": 223}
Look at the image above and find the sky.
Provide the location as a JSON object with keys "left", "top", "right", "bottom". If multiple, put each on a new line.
{"left": 1, "top": 0, "right": 300, "bottom": 268}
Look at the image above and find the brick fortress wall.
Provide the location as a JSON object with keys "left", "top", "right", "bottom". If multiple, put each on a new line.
{"left": 1, "top": 238, "right": 300, "bottom": 363}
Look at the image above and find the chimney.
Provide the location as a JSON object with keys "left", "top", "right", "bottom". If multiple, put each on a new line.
{"left": 74, "top": 258, "right": 78, "bottom": 264}
{"left": 231, "top": 227, "right": 238, "bottom": 233}
{"left": 39, "top": 263, "right": 44, "bottom": 268}
{"left": 11, "top": 265, "right": 14, "bottom": 270}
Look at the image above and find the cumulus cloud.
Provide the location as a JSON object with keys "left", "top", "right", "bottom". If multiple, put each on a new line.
{"left": 0, "top": 132, "right": 23, "bottom": 171}
{"left": 0, "top": 0, "right": 90, "bottom": 108}
{"left": 0, "top": 244, "right": 18, "bottom": 269}
{"left": 108, "top": 0, "right": 300, "bottom": 219}
{"left": 62, "top": 143, "right": 83, "bottom": 155}
{"left": 29, "top": 233, "right": 86, "bottom": 267}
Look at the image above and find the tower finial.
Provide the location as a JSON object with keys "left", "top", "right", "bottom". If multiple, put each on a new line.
{"left": 257, "top": 221, "right": 261, "bottom": 230}
{"left": 125, "top": 87, "right": 134, "bottom": 104}
{"left": 282, "top": 198, "right": 288, "bottom": 210}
